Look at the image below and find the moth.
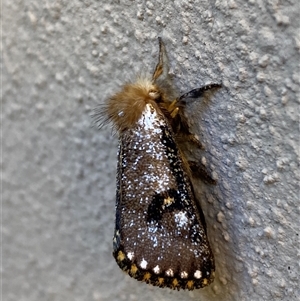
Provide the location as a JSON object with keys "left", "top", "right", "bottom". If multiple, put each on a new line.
{"left": 94, "top": 38, "right": 220, "bottom": 290}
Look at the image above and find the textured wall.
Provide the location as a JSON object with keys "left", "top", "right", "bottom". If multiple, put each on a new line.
{"left": 3, "top": 1, "right": 299, "bottom": 300}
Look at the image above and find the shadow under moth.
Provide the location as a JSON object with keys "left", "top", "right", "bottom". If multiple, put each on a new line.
{"left": 93, "top": 38, "right": 221, "bottom": 290}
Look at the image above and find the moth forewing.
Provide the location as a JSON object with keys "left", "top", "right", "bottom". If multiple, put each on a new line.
{"left": 113, "top": 103, "right": 214, "bottom": 290}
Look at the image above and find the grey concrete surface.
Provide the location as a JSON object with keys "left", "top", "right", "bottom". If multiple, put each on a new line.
{"left": 3, "top": 1, "right": 299, "bottom": 300}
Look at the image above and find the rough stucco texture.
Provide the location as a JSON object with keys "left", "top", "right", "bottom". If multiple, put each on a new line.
{"left": 3, "top": 0, "right": 299, "bottom": 300}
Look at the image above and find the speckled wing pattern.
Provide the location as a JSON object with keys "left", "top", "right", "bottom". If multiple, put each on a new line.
{"left": 113, "top": 103, "right": 215, "bottom": 290}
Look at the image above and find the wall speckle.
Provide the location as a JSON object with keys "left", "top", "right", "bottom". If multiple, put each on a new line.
{"left": 3, "top": 0, "right": 299, "bottom": 300}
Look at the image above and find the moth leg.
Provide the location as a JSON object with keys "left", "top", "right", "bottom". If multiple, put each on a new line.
{"left": 164, "top": 99, "right": 203, "bottom": 148}
{"left": 167, "top": 100, "right": 179, "bottom": 118}
{"left": 188, "top": 160, "right": 217, "bottom": 185}
{"left": 176, "top": 133, "right": 204, "bottom": 148}
{"left": 173, "top": 83, "right": 222, "bottom": 146}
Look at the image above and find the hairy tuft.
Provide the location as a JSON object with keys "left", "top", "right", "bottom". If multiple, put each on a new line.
{"left": 97, "top": 78, "right": 165, "bottom": 132}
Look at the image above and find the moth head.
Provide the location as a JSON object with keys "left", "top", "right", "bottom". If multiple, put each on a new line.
{"left": 135, "top": 78, "right": 161, "bottom": 101}
{"left": 100, "top": 78, "right": 164, "bottom": 132}
{"left": 148, "top": 89, "right": 160, "bottom": 100}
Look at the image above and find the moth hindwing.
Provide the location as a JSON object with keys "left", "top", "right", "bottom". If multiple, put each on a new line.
{"left": 97, "top": 38, "right": 220, "bottom": 290}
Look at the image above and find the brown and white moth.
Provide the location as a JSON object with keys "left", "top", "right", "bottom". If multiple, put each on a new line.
{"left": 94, "top": 38, "right": 220, "bottom": 290}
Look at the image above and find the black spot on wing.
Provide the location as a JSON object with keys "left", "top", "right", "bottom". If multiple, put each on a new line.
{"left": 147, "top": 189, "right": 183, "bottom": 224}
